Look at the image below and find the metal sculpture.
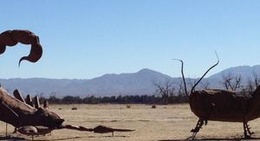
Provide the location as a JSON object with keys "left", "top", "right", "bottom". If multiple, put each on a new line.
{"left": 5, "top": 88, "right": 133, "bottom": 135}
{"left": 0, "top": 88, "right": 133, "bottom": 139}
{"left": 0, "top": 29, "right": 43, "bottom": 66}
{"left": 0, "top": 29, "right": 134, "bottom": 139}
{"left": 177, "top": 55, "right": 260, "bottom": 139}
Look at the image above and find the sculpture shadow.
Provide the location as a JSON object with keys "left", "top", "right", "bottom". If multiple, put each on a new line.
{"left": 33, "top": 135, "right": 129, "bottom": 141}
{"left": 0, "top": 136, "right": 26, "bottom": 140}
{"left": 0, "top": 133, "right": 129, "bottom": 141}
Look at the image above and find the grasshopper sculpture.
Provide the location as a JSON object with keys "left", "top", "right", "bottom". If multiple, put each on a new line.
{"left": 177, "top": 55, "right": 260, "bottom": 139}
{"left": 0, "top": 29, "right": 134, "bottom": 139}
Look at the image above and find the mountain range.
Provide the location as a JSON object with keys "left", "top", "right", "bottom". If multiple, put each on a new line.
{"left": 1, "top": 65, "right": 260, "bottom": 98}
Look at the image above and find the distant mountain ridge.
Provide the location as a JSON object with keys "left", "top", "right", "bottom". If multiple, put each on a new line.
{"left": 209, "top": 65, "right": 260, "bottom": 80}
{"left": 1, "top": 65, "right": 260, "bottom": 97}
{"left": 0, "top": 69, "right": 173, "bottom": 97}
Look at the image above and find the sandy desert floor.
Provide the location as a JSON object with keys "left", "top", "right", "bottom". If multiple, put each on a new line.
{"left": 1, "top": 104, "right": 260, "bottom": 141}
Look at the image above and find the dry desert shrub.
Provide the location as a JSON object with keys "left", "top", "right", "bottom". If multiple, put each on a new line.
{"left": 151, "top": 105, "right": 156, "bottom": 109}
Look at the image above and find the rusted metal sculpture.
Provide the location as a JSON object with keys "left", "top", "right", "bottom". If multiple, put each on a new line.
{"left": 177, "top": 55, "right": 260, "bottom": 139}
{"left": 0, "top": 29, "right": 134, "bottom": 139}
{"left": 0, "top": 29, "right": 43, "bottom": 66}
{"left": 0, "top": 88, "right": 133, "bottom": 139}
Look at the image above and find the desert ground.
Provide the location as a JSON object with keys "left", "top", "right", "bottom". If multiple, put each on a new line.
{"left": 1, "top": 104, "right": 260, "bottom": 141}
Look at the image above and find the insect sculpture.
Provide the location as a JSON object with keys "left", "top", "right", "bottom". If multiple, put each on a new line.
{"left": 176, "top": 55, "right": 260, "bottom": 139}
{"left": 0, "top": 29, "right": 134, "bottom": 139}
{"left": 0, "top": 88, "right": 134, "bottom": 139}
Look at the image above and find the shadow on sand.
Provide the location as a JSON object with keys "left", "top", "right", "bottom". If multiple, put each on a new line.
{"left": 0, "top": 136, "right": 26, "bottom": 141}
{"left": 0, "top": 134, "right": 129, "bottom": 141}
{"left": 44, "top": 135, "right": 129, "bottom": 141}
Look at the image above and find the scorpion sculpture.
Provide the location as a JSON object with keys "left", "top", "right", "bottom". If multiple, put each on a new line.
{"left": 0, "top": 29, "right": 43, "bottom": 66}
{"left": 0, "top": 29, "right": 134, "bottom": 139}
{"left": 177, "top": 55, "right": 260, "bottom": 139}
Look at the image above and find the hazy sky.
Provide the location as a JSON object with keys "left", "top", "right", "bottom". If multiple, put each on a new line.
{"left": 1, "top": 1, "right": 260, "bottom": 79}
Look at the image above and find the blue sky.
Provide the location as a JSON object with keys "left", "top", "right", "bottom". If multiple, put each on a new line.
{"left": 1, "top": 1, "right": 260, "bottom": 79}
